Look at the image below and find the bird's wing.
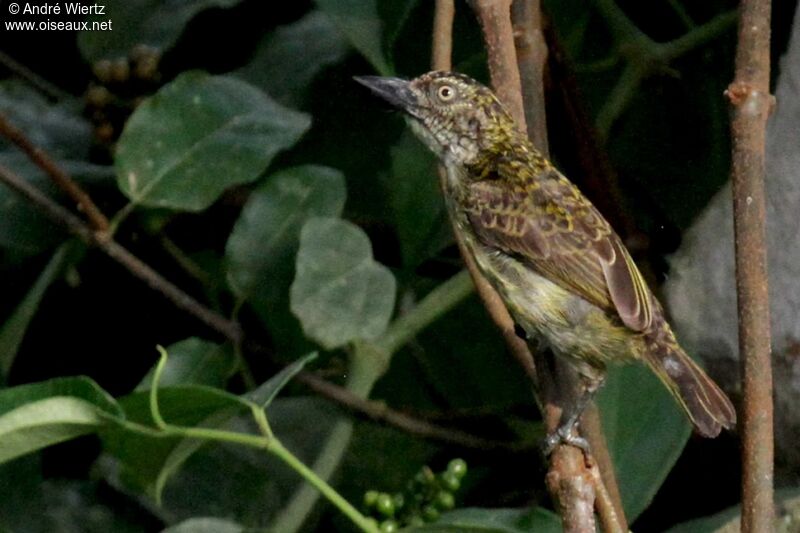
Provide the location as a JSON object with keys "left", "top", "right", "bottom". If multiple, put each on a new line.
{"left": 464, "top": 170, "right": 654, "bottom": 332}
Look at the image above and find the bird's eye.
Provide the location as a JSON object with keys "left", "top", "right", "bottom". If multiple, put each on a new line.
{"left": 437, "top": 85, "right": 456, "bottom": 102}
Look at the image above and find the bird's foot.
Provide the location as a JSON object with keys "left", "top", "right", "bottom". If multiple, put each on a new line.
{"left": 542, "top": 425, "right": 590, "bottom": 456}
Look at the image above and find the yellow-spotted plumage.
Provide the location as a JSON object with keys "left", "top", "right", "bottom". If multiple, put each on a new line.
{"left": 355, "top": 71, "right": 735, "bottom": 443}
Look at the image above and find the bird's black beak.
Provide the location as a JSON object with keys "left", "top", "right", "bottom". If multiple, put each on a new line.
{"left": 353, "top": 76, "right": 417, "bottom": 113}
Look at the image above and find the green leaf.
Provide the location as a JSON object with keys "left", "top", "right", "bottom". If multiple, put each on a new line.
{"left": 141, "top": 398, "right": 337, "bottom": 527}
{"left": 115, "top": 72, "right": 310, "bottom": 211}
{"left": 409, "top": 507, "right": 562, "bottom": 533}
{"left": 0, "top": 243, "right": 73, "bottom": 378}
{"left": 152, "top": 353, "right": 317, "bottom": 503}
{"left": 101, "top": 385, "right": 251, "bottom": 494}
{"left": 78, "top": 0, "right": 245, "bottom": 62}
{"left": 162, "top": 517, "right": 246, "bottom": 533}
{"left": 246, "top": 352, "right": 318, "bottom": 408}
{"left": 226, "top": 165, "right": 346, "bottom": 308}
{"left": 314, "top": 0, "right": 392, "bottom": 75}
{"left": 0, "top": 377, "right": 122, "bottom": 465}
{"left": 136, "top": 338, "right": 236, "bottom": 390}
{"left": 290, "top": 217, "right": 397, "bottom": 349}
{"left": 597, "top": 364, "right": 691, "bottom": 521}
{"left": 236, "top": 11, "right": 350, "bottom": 107}
{"left": 385, "top": 130, "right": 451, "bottom": 267}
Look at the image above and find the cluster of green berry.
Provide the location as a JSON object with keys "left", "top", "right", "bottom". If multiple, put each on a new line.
{"left": 84, "top": 45, "right": 162, "bottom": 151}
{"left": 362, "top": 458, "right": 468, "bottom": 532}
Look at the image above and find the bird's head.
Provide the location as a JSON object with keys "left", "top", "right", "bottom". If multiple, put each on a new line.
{"left": 354, "top": 71, "right": 520, "bottom": 167}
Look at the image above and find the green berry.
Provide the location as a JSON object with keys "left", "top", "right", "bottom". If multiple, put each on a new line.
{"left": 440, "top": 472, "right": 461, "bottom": 492}
{"left": 379, "top": 519, "right": 398, "bottom": 532}
{"left": 375, "top": 493, "right": 395, "bottom": 517}
{"left": 422, "top": 504, "right": 440, "bottom": 522}
{"left": 364, "top": 490, "right": 379, "bottom": 508}
{"left": 435, "top": 490, "right": 455, "bottom": 510}
{"left": 418, "top": 466, "right": 436, "bottom": 485}
{"left": 447, "top": 458, "right": 468, "bottom": 479}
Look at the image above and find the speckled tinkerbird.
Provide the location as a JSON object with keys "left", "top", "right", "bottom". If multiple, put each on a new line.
{"left": 354, "top": 71, "right": 736, "bottom": 449}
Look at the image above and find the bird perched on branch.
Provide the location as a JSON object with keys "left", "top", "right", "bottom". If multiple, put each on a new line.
{"left": 355, "top": 71, "right": 736, "bottom": 449}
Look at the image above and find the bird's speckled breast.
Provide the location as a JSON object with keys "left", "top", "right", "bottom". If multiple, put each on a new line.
{"left": 446, "top": 189, "right": 632, "bottom": 371}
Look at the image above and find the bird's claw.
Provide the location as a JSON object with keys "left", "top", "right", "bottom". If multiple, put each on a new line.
{"left": 542, "top": 425, "right": 590, "bottom": 456}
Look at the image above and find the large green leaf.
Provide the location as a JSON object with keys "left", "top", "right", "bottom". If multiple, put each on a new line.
{"left": 409, "top": 507, "right": 562, "bottom": 533}
{"left": 226, "top": 165, "right": 345, "bottom": 309}
{"left": 135, "top": 397, "right": 338, "bottom": 527}
{"left": 115, "top": 72, "right": 310, "bottom": 211}
{"left": 597, "top": 364, "right": 691, "bottom": 521}
{"left": 78, "top": 0, "right": 245, "bottom": 62}
{"left": 101, "top": 385, "right": 252, "bottom": 494}
{"left": 136, "top": 338, "right": 236, "bottom": 391}
{"left": 152, "top": 353, "right": 317, "bottom": 503}
{"left": 290, "top": 217, "right": 396, "bottom": 349}
{"left": 0, "top": 377, "right": 122, "bottom": 465}
{"left": 236, "top": 11, "right": 350, "bottom": 107}
{"left": 0, "top": 243, "right": 74, "bottom": 378}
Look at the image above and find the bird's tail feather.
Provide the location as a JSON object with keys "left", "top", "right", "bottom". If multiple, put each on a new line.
{"left": 642, "top": 327, "right": 736, "bottom": 437}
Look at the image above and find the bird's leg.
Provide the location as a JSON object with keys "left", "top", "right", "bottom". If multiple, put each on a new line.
{"left": 543, "top": 371, "right": 604, "bottom": 455}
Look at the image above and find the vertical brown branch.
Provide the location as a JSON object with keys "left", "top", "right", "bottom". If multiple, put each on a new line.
{"left": 471, "top": 0, "right": 527, "bottom": 131}
{"left": 432, "top": 0, "right": 455, "bottom": 72}
{"left": 434, "top": 1, "right": 539, "bottom": 383}
{"left": 511, "top": 0, "right": 549, "bottom": 152}
{"left": 725, "top": 1, "right": 774, "bottom": 531}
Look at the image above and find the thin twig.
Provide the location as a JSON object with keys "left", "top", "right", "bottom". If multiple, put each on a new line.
{"left": 725, "top": 0, "right": 774, "bottom": 530}
{"left": 297, "top": 371, "right": 535, "bottom": 452}
{"left": 0, "top": 163, "right": 243, "bottom": 344}
{"left": 0, "top": 112, "right": 110, "bottom": 231}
